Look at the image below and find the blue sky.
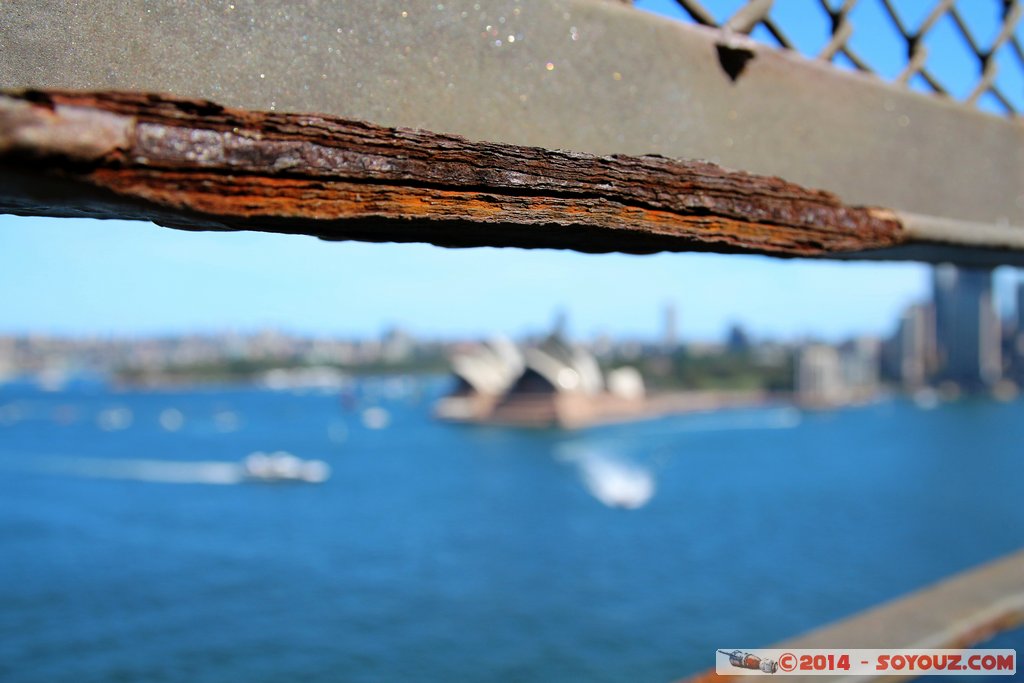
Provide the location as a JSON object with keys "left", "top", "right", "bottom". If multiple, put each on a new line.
{"left": 1, "top": 1, "right": 1020, "bottom": 342}
{"left": 0, "top": 215, "right": 935, "bottom": 341}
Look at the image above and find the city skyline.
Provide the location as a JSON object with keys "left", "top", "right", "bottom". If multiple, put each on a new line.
{"left": 6, "top": 260, "right": 1024, "bottom": 402}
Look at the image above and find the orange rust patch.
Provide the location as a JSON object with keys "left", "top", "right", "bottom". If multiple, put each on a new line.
{"left": 2, "top": 89, "right": 907, "bottom": 256}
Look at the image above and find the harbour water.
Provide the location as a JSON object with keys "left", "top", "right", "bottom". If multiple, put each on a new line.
{"left": 1, "top": 378, "right": 1022, "bottom": 682}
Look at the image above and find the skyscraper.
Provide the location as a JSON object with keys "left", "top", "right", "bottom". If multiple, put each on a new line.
{"left": 663, "top": 302, "right": 678, "bottom": 351}
{"left": 894, "top": 303, "right": 934, "bottom": 388}
{"left": 1011, "top": 281, "right": 1024, "bottom": 383}
{"left": 551, "top": 307, "right": 569, "bottom": 340}
{"left": 932, "top": 264, "right": 1001, "bottom": 391}
{"left": 1016, "top": 281, "right": 1024, "bottom": 334}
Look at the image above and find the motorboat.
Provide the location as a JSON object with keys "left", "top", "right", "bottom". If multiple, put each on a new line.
{"left": 242, "top": 451, "right": 330, "bottom": 484}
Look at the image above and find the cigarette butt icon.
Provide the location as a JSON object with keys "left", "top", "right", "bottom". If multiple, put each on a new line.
{"left": 718, "top": 650, "right": 778, "bottom": 674}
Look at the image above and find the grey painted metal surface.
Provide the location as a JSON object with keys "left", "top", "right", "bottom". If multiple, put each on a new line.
{"left": 1, "top": 0, "right": 1022, "bottom": 235}
{"left": 672, "top": 0, "right": 1024, "bottom": 116}
{"left": 774, "top": 548, "right": 1024, "bottom": 681}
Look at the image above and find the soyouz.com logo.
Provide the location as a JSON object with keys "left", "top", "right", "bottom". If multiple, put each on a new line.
{"left": 715, "top": 649, "right": 1016, "bottom": 676}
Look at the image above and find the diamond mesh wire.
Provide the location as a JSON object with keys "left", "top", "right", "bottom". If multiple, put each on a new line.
{"left": 660, "top": 0, "right": 1023, "bottom": 116}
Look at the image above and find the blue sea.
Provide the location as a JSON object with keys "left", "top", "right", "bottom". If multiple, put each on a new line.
{"left": 1, "top": 378, "right": 1021, "bottom": 682}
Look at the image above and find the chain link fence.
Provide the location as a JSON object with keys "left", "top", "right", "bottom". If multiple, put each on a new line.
{"left": 639, "top": 0, "right": 1023, "bottom": 116}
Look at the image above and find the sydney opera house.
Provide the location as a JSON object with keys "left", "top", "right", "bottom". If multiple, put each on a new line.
{"left": 434, "top": 335, "right": 735, "bottom": 429}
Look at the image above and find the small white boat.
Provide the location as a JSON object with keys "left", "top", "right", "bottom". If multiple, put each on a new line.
{"left": 242, "top": 451, "right": 330, "bottom": 484}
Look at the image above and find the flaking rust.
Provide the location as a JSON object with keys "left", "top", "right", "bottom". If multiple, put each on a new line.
{"left": 0, "top": 89, "right": 905, "bottom": 256}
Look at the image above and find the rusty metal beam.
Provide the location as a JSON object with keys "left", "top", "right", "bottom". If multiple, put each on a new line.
{"left": 0, "top": 90, "right": 908, "bottom": 258}
{"left": 1, "top": 0, "right": 1021, "bottom": 233}
{"left": 3, "top": 89, "right": 1024, "bottom": 265}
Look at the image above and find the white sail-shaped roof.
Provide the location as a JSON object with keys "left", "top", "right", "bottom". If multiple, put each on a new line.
{"left": 450, "top": 336, "right": 524, "bottom": 396}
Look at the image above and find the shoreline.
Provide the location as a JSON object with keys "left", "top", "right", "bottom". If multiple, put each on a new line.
{"left": 436, "top": 389, "right": 785, "bottom": 430}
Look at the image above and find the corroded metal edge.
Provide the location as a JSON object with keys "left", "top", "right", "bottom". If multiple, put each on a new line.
{"left": 1, "top": 0, "right": 1021, "bottom": 228}
{"left": 0, "top": 90, "right": 905, "bottom": 258}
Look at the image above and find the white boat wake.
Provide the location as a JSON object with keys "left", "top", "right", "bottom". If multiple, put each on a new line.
{"left": 557, "top": 446, "right": 655, "bottom": 510}
{"left": 19, "top": 452, "right": 330, "bottom": 485}
{"left": 33, "top": 456, "right": 245, "bottom": 484}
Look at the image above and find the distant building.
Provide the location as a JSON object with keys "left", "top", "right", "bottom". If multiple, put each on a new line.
{"left": 839, "top": 337, "right": 880, "bottom": 398}
{"left": 0, "top": 336, "right": 14, "bottom": 381}
{"left": 381, "top": 326, "right": 415, "bottom": 362}
{"left": 893, "top": 303, "right": 935, "bottom": 388}
{"left": 796, "top": 344, "right": 845, "bottom": 406}
{"left": 510, "top": 336, "right": 605, "bottom": 397}
{"left": 932, "top": 265, "right": 1001, "bottom": 391}
{"left": 433, "top": 337, "right": 524, "bottom": 421}
{"left": 606, "top": 366, "right": 645, "bottom": 401}
{"left": 1010, "top": 281, "right": 1024, "bottom": 383}
{"left": 436, "top": 335, "right": 647, "bottom": 428}
{"left": 1015, "top": 281, "right": 1024, "bottom": 334}
{"left": 796, "top": 339, "right": 879, "bottom": 407}
{"left": 686, "top": 342, "right": 725, "bottom": 358}
{"left": 663, "top": 302, "right": 678, "bottom": 351}
{"left": 725, "top": 323, "right": 751, "bottom": 354}
{"left": 552, "top": 308, "right": 569, "bottom": 340}
{"left": 752, "top": 341, "right": 790, "bottom": 368}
